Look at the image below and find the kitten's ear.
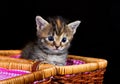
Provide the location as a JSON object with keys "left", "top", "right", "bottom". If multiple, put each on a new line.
{"left": 36, "top": 16, "right": 49, "bottom": 30}
{"left": 68, "top": 21, "right": 81, "bottom": 34}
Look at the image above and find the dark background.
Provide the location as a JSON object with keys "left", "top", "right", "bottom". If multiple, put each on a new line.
{"left": 1, "top": 0, "right": 120, "bottom": 84}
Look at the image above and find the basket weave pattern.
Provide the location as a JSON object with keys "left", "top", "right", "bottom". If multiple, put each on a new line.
{"left": 52, "top": 69, "right": 106, "bottom": 84}
{"left": 0, "top": 50, "right": 107, "bottom": 84}
{"left": 0, "top": 50, "right": 56, "bottom": 84}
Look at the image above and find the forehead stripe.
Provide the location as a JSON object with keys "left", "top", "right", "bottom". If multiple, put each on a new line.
{"left": 56, "top": 19, "right": 62, "bottom": 28}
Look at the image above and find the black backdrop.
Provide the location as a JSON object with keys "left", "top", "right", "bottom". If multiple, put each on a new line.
{"left": 1, "top": 0, "right": 120, "bottom": 84}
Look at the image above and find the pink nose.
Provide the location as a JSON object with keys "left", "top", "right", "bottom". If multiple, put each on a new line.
{"left": 55, "top": 46, "right": 59, "bottom": 49}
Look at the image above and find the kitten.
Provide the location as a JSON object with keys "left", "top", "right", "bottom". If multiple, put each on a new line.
{"left": 21, "top": 16, "right": 81, "bottom": 66}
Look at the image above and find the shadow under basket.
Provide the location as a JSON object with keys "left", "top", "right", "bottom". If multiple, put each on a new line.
{"left": 0, "top": 50, "right": 108, "bottom": 84}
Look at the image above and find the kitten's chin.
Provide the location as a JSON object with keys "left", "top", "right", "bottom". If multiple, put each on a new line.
{"left": 52, "top": 49, "right": 60, "bottom": 53}
{"left": 52, "top": 48, "right": 63, "bottom": 52}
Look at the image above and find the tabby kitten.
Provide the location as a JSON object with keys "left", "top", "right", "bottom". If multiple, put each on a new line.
{"left": 21, "top": 16, "right": 81, "bottom": 66}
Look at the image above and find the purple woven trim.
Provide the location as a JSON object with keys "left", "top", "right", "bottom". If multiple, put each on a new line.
{"left": 10, "top": 54, "right": 21, "bottom": 58}
{"left": 66, "top": 58, "right": 86, "bottom": 65}
{"left": 0, "top": 68, "right": 30, "bottom": 80}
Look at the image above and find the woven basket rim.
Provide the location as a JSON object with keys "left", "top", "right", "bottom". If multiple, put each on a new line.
{"left": 0, "top": 67, "right": 56, "bottom": 84}
{"left": 55, "top": 55, "right": 107, "bottom": 75}
{"left": 0, "top": 50, "right": 21, "bottom": 55}
{"left": 0, "top": 50, "right": 108, "bottom": 84}
{"left": 0, "top": 50, "right": 108, "bottom": 75}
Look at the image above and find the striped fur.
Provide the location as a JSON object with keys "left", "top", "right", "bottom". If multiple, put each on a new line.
{"left": 21, "top": 16, "right": 80, "bottom": 66}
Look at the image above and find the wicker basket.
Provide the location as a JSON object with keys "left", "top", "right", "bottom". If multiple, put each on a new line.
{"left": 0, "top": 67, "right": 56, "bottom": 84}
{"left": 0, "top": 50, "right": 56, "bottom": 84}
{"left": 0, "top": 50, "right": 108, "bottom": 84}
{"left": 53, "top": 55, "right": 107, "bottom": 84}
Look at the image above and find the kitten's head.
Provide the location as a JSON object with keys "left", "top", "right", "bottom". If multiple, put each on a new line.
{"left": 36, "top": 16, "right": 81, "bottom": 53}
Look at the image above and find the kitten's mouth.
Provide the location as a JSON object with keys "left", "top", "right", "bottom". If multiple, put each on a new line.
{"left": 53, "top": 48, "right": 59, "bottom": 50}
{"left": 52, "top": 46, "right": 60, "bottom": 50}
{"left": 53, "top": 47, "right": 63, "bottom": 51}
{"left": 49, "top": 46, "right": 64, "bottom": 51}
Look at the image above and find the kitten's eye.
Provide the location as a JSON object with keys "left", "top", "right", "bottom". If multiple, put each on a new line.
{"left": 62, "top": 37, "right": 67, "bottom": 43}
{"left": 48, "top": 36, "right": 54, "bottom": 41}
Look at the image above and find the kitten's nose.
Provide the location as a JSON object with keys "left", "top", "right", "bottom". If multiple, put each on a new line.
{"left": 55, "top": 46, "right": 59, "bottom": 49}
